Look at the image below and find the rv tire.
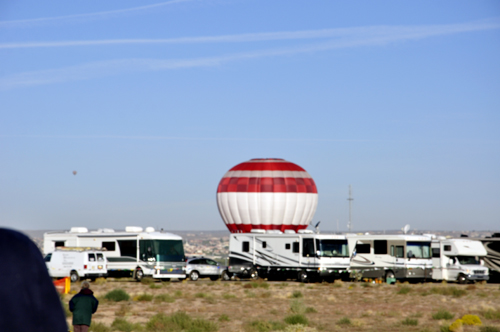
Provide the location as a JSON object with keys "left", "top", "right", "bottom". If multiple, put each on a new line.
{"left": 385, "top": 271, "right": 395, "bottom": 283}
{"left": 70, "top": 271, "right": 79, "bottom": 283}
{"left": 221, "top": 270, "right": 231, "bottom": 281}
{"left": 135, "top": 268, "right": 144, "bottom": 282}
{"left": 458, "top": 274, "right": 467, "bottom": 284}
{"left": 250, "top": 268, "right": 259, "bottom": 280}
{"left": 298, "top": 271, "right": 308, "bottom": 283}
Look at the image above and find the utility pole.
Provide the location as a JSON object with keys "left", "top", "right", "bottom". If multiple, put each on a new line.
{"left": 347, "top": 185, "right": 353, "bottom": 232}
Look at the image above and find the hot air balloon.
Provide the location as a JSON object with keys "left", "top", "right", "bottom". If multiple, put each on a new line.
{"left": 72, "top": 170, "right": 77, "bottom": 176}
{"left": 216, "top": 158, "right": 318, "bottom": 233}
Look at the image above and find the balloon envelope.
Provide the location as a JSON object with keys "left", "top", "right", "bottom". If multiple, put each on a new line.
{"left": 72, "top": 171, "right": 77, "bottom": 175}
{"left": 216, "top": 158, "right": 318, "bottom": 233}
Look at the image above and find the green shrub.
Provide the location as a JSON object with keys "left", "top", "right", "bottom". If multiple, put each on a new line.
{"left": 136, "top": 293, "right": 154, "bottom": 301}
{"left": 115, "top": 303, "right": 129, "bottom": 317}
{"left": 247, "top": 320, "right": 286, "bottom": 332}
{"left": 219, "top": 314, "right": 230, "bottom": 322}
{"left": 222, "top": 293, "right": 236, "bottom": 299}
{"left": 433, "top": 309, "right": 454, "bottom": 320}
{"left": 141, "top": 277, "right": 154, "bottom": 285}
{"left": 104, "top": 289, "right": 130, "bottom": 302}
{"left": 284, "top": 314, "right": 309, "bottom": 325}
{"left": 89, "top": 321, "right": 111, "bottom": 332}
{"left": 397, "top": 285, "right": 412, "bottom": 295}
{"left": 440, "top": 325, "right": 450, "bottom": 332}
{"left": 290, "top": 299, "right": 305, "bottom": 314}
{"left": 194, "top": 292, "right": 207, "bottom": 298}
{"left": 111, "top": 317, "right": 144, "bottom": 332}
{"left": 291, "top": 291, "right": 303, "bottom": 298}
{"left": 305, "top": 307, "right": 317, "bottom": 314}
{"left": 462, "top": 314, "right": 482, "bottom": 326}
{"left": 429, "top": 286, "right": 466, "bottom": 298}
{"left": 94, "top": 277, "right": 107, "bottom": 285}
{"left": 483, "top": 309, "right": 500, "bottom": 320}
{"left": 337, "top": 317, "right": 351, "bottom": 326}
{"left": 174, "top": 290, "right": 183, "bottom": 298}
{"left": 154, "top": 294, "right": 175, "bottom": 303}
{"left": 146, "top": 311, "right": 218, "bottom": 332}
{"left": 480, "top": 327, "right": 500, "bottom": 332}
{"left": 149, "top": 283, "right": 161, "bottom": 289}
{"left": 402, "top": 318, "right": 418, "bottom": 326}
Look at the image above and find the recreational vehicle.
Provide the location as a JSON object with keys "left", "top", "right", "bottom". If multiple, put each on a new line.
{"left": 227, "top": 230, "right": 350, "bottom": 282}
{"left": 44, "top": 247, "right": 107, "bottom": 282}
{"left": 44, "top": 227, "right": 186, "bottom": 281}
{"left": 471, "top": 234, "right": 500, "bottom": 283}
{"left": 347, "top": 234, "right": 433, "bottom": 281}
{"left": 431, "top": 238, "right": 489, "bottom": 283}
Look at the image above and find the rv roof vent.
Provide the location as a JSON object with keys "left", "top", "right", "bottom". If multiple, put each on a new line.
{"left": 125, "top": 226, "right": 143, "bottom": 233}
{"left": 250, "top": 229, "right": 266, "bottom": 233}
{"left": 284, "top": 230, "right": 296, "bottom": 234}
{"left": 102, "top": 228, "right": 115, "bottom": 233}
{"left": 145, "top": 227, "right": 155, "bottom": 233}
{"left": 297, "top": 230, "right": 313, "bottom": 234}
{"left": 70, "top": 227, "right": 88, "bottom": 233}
{"left": 266, "top": 230, "right": 283, "bottom": 234}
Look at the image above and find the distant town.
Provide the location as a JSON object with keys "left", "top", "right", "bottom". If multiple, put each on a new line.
{"left": 23, "top": 228, "right": 498, "bottom": 264}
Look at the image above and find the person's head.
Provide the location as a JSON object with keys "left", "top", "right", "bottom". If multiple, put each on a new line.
{"left": 81, "top": 281, "right": 90, "bottom": 289}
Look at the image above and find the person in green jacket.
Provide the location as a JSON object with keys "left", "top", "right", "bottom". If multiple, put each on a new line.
{"left": 69, "top": 281, "right": 99, "bottom": 332}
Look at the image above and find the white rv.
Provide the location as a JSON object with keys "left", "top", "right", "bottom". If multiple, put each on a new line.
{"left": 227, "top": 230, "right": 351, "bottom": 282}
{"left": 431, "top": 238, "right": 489, "bottom": 283}
{"left": 44, "top": 227, "right": 186, "bottom": 281}
{"left": 44, "top": 247, "right": 107, "bottom": 282}
{"left": 347, "top": 234, "right": 433, "bottom": 281}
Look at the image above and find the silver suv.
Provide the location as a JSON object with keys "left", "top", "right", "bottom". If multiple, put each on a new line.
{"left": 186, "top": 257, "right": 225, "bottom": 281}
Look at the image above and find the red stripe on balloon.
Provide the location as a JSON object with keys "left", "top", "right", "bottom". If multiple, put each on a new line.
{"left": 229, "top": 161, "right": 306, "bottom": 172}
{"left": 225, "top": 223, "right": 309, "bottom": 233}
{"left": 217, "top": 177, "right": 317, "bottom": 193}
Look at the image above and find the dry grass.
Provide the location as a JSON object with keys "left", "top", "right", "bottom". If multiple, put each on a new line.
{"left": 61, "top": 279, "right": 500, "bottom": 331}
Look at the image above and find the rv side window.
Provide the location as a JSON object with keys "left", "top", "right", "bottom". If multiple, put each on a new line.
{"left": 242, "top": 242, "right": 250, "bottom": 252}
{"left": 44, "top": 253, "right": 52, "bottom": 262}
{"left": 262, "top": 241, "right": 267, "bottom": 249}
{"left": 444, "top": 245, "right": 451, "bottom": 252}
{"left": 88, "top": 254, "right": 96, "bottom": 261}
{"left": 102, "top": 241, "right": 116, "bottom": 251}
{"left": 302, "top": 239, "right": 315, "bottom": 257}
{"left": 285, "top": 243, "right": 291, "bottom": 250}
{"left": 432, "top": 248, "right": 440, "bottom": 258}
{"left": 356, "top": 243, "right": 370, "bottom": 254}
{"left": 54, "top": 241, "right": 65, "bottom": 248}
{"left": 118, "top": 240, "right": 137, "bottom": 258}
{"left": 374, "top": 240, "right": 387, "bottom": 254}
{"left": 292, "top": 242, "right": 300, "bottom": 253}
{"left": 396, "top": 246, "right": 404, "bottom": 258}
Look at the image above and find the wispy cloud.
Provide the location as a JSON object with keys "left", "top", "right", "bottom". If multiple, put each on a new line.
{"left": 0, "top": 0, "right": 193, "bottom": 28}
{"left": 1, "top": 19, "right": 499, "bottom": 90}
{"left": 1, "top": 19, "right": 499, "bottom": 49}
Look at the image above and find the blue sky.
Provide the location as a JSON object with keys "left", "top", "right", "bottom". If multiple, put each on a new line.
{"left": 1, "top": 0, "right": 499, "bottom": 232}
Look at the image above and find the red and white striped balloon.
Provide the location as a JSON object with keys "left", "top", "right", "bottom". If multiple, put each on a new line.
{"left": 216, "top": 158, "right": 318, "bottom": 233}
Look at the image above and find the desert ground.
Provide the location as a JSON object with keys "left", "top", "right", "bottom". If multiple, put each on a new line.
{"left": 62, "top": 278, "right": 500, "bottom": 332}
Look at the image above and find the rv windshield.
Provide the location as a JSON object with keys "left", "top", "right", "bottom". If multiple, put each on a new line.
{"left": 457, "top": 256, "right": 479, "bottom": 265}
{"left": 406, "top": 242, "right": 431, "bottom": 259}
{"left": 316, "top": 239, "right": 349, "bottom": 257}
{"left": 140, "top": 240, "right": 185, "bottom": 263}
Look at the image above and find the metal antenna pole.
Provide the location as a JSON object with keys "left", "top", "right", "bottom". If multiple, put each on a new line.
{"left": 347, "top": 185, "right": 354, "bottom": 232}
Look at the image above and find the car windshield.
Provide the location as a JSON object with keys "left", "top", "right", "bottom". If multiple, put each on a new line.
{"left": 457, "top": 256, "right": 480, "bottom": 265}
{"left": 316, "top": 239, "right": 349, "bottom": 257}
{"left": 406, "top": 242, "right": 431, "bottom": 259}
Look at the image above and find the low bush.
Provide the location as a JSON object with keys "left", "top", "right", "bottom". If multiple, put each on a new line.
{"left": 146, "top": 311, "right": 218, "bottom": 332}
{"left": 397, "top": 285, "right": 412, "bottom": 295}
{"left": 483, "top": 309, "right": 500, "bottom": 320}
{"left": 433, "top": 309, "right": 454, "bottom": 320}
{"left": 104, "top": 289, "right": 130, "bottom": 302}
{"left": 337, "top": 317, "right": 351, "bottom": 326}
{"left": 480, "top": 327, "right": 500, "bottom": 332}
{"left": 401, "top": 318, "right": 418, "bottom": 326}
{"left": 284, "top": 314, "right": 309, "bottom": 325}
{"left": 290, "top": 300, "right": 305, "bottom": 314}
{"left": 94, "top": 277, "right": 107, "bottom": 285}
{"left": 461, "top": 314, "right": 482, "bottom": 326}
{"left": 449, "top": 319, "right": 463, "bottom": 332}
{"left": 154, "top": 294, "right": 175, "bottom": 303}
{"left": 246, "top": 319, "right": 286, "bottom": 332}
{"left": 222, "top": 293, "right": 236, "bottom": 299}
{"left": 291, "top": 291, "right": 303, "bottom": 298}
{"left": 149, "top": 283, "right": 161, "bottom": 289}
{"left": 429, "top": 287, "right": 467, "bottom": 298}
{"left": 115, "top": 303, "right": 129, "bottom": 317}
{"left": 89, "top": 321, "right": 111, "bottom": 332}
{"left": 135, "top": 293, "right": 154, "bottom": 301}
{"left": 112, "top": 317, "right": 144, "bottom": 332}
{"left": 219, "top": 314, "right": 230, "bottom": 322}
{"left": 305, "top": 307, "right": 317, "bottom": 314}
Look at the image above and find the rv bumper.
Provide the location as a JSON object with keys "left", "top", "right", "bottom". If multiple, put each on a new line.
{"left": 466, "top": 274, "right": 489, "bottom": 281}
{"left": 317, "top": 268, "right": 348, "bottom": 278}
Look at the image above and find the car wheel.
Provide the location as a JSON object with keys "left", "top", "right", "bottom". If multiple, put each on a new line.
{"left": 135, "top": 268, "right": 144, "bottom": 282}
{"left": 222, "top": 270, "right": 231, "bottom": 281}
{"left": 250, "top": 268, "right": 259, "bottom": 280}
{"left": 385, "top": 271, "right": 395, "bottom": 283}
{"left": 70, "top": 271, "right": 79, "bottom": 283}
{"left": 458, "top": 274, "right": 467, "bottom": 284}
{"left": 297, "top": 271, "right": 308, "bottom": 283}
{"left": 190, "top": 271, "right": 199, "bottom": 281}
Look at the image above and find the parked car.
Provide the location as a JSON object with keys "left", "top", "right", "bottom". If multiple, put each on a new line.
{"left": 186, "top": 257, "right": 230, "bottom": 281}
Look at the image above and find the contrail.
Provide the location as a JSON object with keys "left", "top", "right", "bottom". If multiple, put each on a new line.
{"left": 1, "top": 19, "right": 499, "bottom": 90}
{"left": 0, "top": 0, "right": 193, "bottom": 28}
{"left": 1, "top": 19, "right": 499, "bottom": 49}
